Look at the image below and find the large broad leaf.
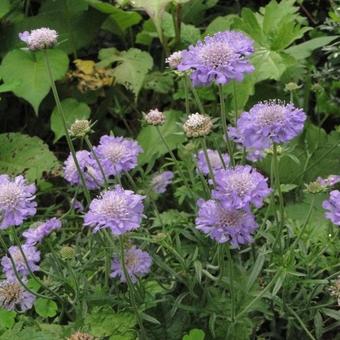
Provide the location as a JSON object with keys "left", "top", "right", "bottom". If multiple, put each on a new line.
{"left": 50, "top": 98, "right": 91, "bottom": 142}
{"left": 98, "top": 48, "right": 153, "bottom": 99}
{"left": 0, "top": 133, "right": 60, "bottom": 182}
{"left": 137, "top": 110, "right": 186, "bottom": 165}
{"left": 0, "top": 49, "right": 69, "bottom": 114}
{"left": 34, "top": 299, "right": 58, "bottom": 318}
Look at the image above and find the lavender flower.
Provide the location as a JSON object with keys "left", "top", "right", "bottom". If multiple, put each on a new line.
{"left": 0, "top": 280, "right": 35, "bottom": 311}
{"left": 84, "top": 185, "right": 145, "bottom": 235}
{"left": 23, "top": 218, "right": 62, "bottom": 245}
{"left": 196, "top": 149, "right": 229, "bottom": 175}
{"left": 323, "top": 190, "right": 340, "bottom": 226}
{"left": 19, "top": 27, "right": 58, "bottom": 50}
{"left": 0, "top": 175, "right": 37, "bottom": 229}
{"left": 151, "top": 171, "right": 174, "bottom": 193}
{"left": 111, "top": 246, "right": 152, "bottom": 283}
{"left": 195, "top": 199, "right": 257, "bottom": 247}
{"left": 64, "top": 150, "right": 105, "bottom": 190}
{"left": 95, "top": 136, "right": 142, "bottom": 177}
{"left": 317, "top": 175, "right": 340, "bottom": 188}
{"left": 229, "top": 101, "right": 306, "bottom": 161}
{"left": 1, "top": 245, "right": 40, "bottom": 281}
{"left": 178, "top": 31, "right": 254, "bottom": 87}
{"left": 166, "top": 51, "right": 182, "bottom": 69}
{"left": 212, "top": 165, "right": 271, "bottom": 210}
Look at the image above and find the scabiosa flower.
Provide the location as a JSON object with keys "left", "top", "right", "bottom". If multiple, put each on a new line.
{"left": 0, "top": 175, "right": 37, "bottom": 229}
{"left": 166, "top": 51, "right": 182, "bottom": 69}
{"left": 144, "top": 109, "right": 166, "bottom": 126}
{"left": 84, "top": 185, "right": 144, "bottom": 235}
{"left": 316, "top": 175, "right": 340, "bottom": 188}
{"left": 23, "top": 217, "right": 62, "bottom": 246}
{"left": 212, "top": 165, "right": 271, "bottom": 210}
{"left": 328, "top": 275, "right": 340, "bottom": 306}
{"left": 111, "top": 246, "right": 152, "bottom": 283}
{"left": 322, "top": 190, "right": 340, "bottom": 226}
{"left": 178, "top": 31, "right": 254, "bottom": 87}
{"left": 1, "top": 245, "right": 40, "bottom": 281}
{"left": 151, "top": 171, "right": 174, "bottom": 194}
{"left": 64, "top": 150, "right": 104, "bottom": 190}
{"left": 183, "top": 113, "right": 213, "bottom": 138}
{"left": 195, "top": 199, "right": 257, "bottom": 247}
{"left": 95, "top": 136, "right": 142, "bottom": 177}
{"left": 196, "top": 149, "right": 229, "bottom": 175}
{"left": 0, "top": 280, "right": 35, "bottom": 311}
{"left": 229, "top": 101, "right": 306, "bottom": 161}
{"left": 19, "top": 27, "right": 58, "bottom": 50}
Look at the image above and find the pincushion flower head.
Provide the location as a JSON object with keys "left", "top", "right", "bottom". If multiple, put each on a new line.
{"left": 19, "top": 27, "right": 58, "bottom": 51}
{"left": 64, "top": 150, "right": 105, "bottom": 190}
{"left": 95, "top": 136, "right": 142, "bottom": 177}
{"left": 183, "top": 113, "right": 213, "bottom": 138}
{"left": 229, "top": 101, "right": 306, "bottom": 161}
{"left": 23, "top": 217, "right": 62, "bottom": 245}
{"left": 166, "top": 51, "right": 182, "bottom": 69}
{"left": 111, "top": 246, "right": 152, "bottom": 283}
{"left": 84, "top": 185, "right": 145, "bottom": 235}
{"left": 212, "top": 165, "right": 271, "bottom": 210}
{"left": 0, "top": 279, "right": 35, "bottom": 311}
{"left": 195, "top": 199, "right": 258, "bottom": 247}
{"left": 196, "top": 149, "right": 229, "bottom": 175}
{"left": 144, "top": 109, "right": 166, "bottom": 126}
{"left": 1, "top": 245, "right": 40, "bottom": 281}
{"left": 322, "top": 190, "right": 340, "bottom": 225}
{"left": 151, "top": 171, "right": 174, "bottom": 194}
{"left": 0, "top": 175, "right": 37, "bottom": 229}
{"left": 177, "top": 31, "right": 254, "bottom": 87}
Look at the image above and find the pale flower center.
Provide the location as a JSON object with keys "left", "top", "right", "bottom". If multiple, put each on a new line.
{"left": 257, "top": 105, "right": 286, "bottom": 126}
{"left": 218, "top": 209, "right": 243, "bottom": 227}
{"left": 0, "top": 183, "right": 22, "bottom": 208}
{"left": 0, "top": 282, "right": 22, "bottom": 305}
{"left": 186, "top": 113, "right": 206, "bottom": 129}
{"left": 105, "top": 143, "right": 126, "bottom": 164}
{"left": 199, "top": 42, "right": 234, "bottom": 69}
{"left": 99, "top": 195, "right": 127, "bottom": 219}
{"left": 208, "top": 153, "right": 222, "bottom": 168}
{"left": 228, "top": 173, "right": 255, "bottom": 197}
{"left": 125, "top": 252, "right": 138, "bottom": 269}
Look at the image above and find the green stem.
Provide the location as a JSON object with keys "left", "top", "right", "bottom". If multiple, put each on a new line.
{"left": 272, "top": 144, "right": 285, "bottom": 254}
{"left": 232, "top": 81, "right": 238, "bottom": 123}
{"left": 44, "top": 50, "right": 91, "bottom": 205}
{"left": 187, "top": 76, "right": 205, "bottom": 114}
{"left": 226, "top": 246, "right": 235, "bottom": 322}
{"left": 218, "top": 84, "right": 234, "bottom": 166}
{"left": 183, "top": 76, "right": 190, "bottom": 115}
{"left": 201, "top": 137, "right": 216, "bottom": 187}
{"left": 119, "top": 236, "right": 147, "bottom": 339}
{"left": 286, "top": 305, "right": 316, "bottom": 340}
{"left": 84, "top": 135, "right": 108, "bottom": 188}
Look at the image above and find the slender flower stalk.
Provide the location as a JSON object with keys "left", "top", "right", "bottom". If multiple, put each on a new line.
{"left": 232, "top": 81, "right": 238, "bottom": 123}
{"left": 43, "top": 50, "right": 91, "bottom": 204}
{"left": 226, "top": 246, "right": 235, "bottom": 322}
{"left": 201, "top": 137, "right": 216, "bottom": 187}
{"left": 218, "top": 84, "right": 234, "bottom": 166}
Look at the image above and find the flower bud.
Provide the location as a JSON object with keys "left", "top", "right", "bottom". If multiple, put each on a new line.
{"left": 144, "top": 109, "right": 166, "bottom": 126}
{"left": 183, "top": 113, "right": 213, "bottom": 138}
{"left": 69, "top": 119, "right": 92, "bottom": 138}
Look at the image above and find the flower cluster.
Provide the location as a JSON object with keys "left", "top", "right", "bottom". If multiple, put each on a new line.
{"left": 196, "top": 149, "right": 229, "bottom": 175}
{"left": 111, "top": 246, "right": 152, "bottom": 283}
{"left": 84, "top": 185, "right": 145, "bottom": 235}
{"left": 323, "top": 190, "right": 340, "bottom": 225}
{"left": 0, "top": 175, "right": 37, "bottom": 229}
{"left": 229, "top": 101, "right": 306, "bottom": 161}
{"left": 19, "top": 28, "right": 58, "bottom": 50}
{"left": 23, "top": 218, "right": 62, "bottom": 245}
{"left": 177, "top": 31, "right": 254, "bottom": 87}
{"left": 151, "top": 171, "right": 174, "bottom": 194}
{"left": 183, "top": 113, "right": 213, "bottom": 138}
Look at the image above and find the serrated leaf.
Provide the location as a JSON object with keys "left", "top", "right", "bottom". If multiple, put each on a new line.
{"left": 0, "top": 49, "right": 68, "bottom": 114}
{"left": 137, "top": 110, "right": 186, "bottom": 165}
{"left": 98, "top": 48, "right": 153, "bottom": 99}
{"left": 0, "top": 133, "right": 60, "bottom": 182}
{"left": 34, "top": 298, "right": 58, "bottom": 318}
{"left": 50, "top": 98, "right": 91, "bottom": 142}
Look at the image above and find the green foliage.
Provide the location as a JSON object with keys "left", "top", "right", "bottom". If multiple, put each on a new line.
{"left": 182, "top": 329, "right": 205, "bottom": 340}
{"left": 0, "top": 49, "right": 68, "bottom": 113}
{"left": 34, "top": 299, "right": 58, "bottom": 318}
{"left": 0, "top": 309, "right": 16, "bottom": 330}
{"left": 0, "top": 133, "right": 60, "bottom": 182}
{"left": 50, "top": 98, "right": 91, "bottom": 142}
{"left": 98, "top": 48, "right": 153, "bottom": 99}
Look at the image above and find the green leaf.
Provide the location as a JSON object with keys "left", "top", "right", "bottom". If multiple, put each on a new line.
{"left": 98, "top": 48, "right": 153, "bottom": 99}
{"left": 144, "top": 71, "right": 174, "bottom": 94}
{"left": 50, "top": 98, "right": 91, "bottom": 142}
{"left": 0, "top": 0, "right": 10, "bottom": 19}
{"left": 34, "top": 298, "right": 58, "bottom": 318}
{"left": 0, "top": 133, "right": 60, "bottom": 182}
{"left": 246, "top": 250, "right": 265, "bottom": 290}
{"left": 0, "top": 49, "right": 68, "bottom": 114}
{"left": 137, "top": 110, "right": 186, "bottom": 165}
{"left": 0, "top": 309, "right": 16, "bottom": 330}
{"left": 0, "top": 81, "right": 20, "bottom": 93}
{"left": 183, "top": 329, "right": 205, "bottom": 340}
{"left": 204, "top": 15, "right": 237, "bottom": 36}
{"left": 286, "top": 36, "right": 339, "bottom": 60}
